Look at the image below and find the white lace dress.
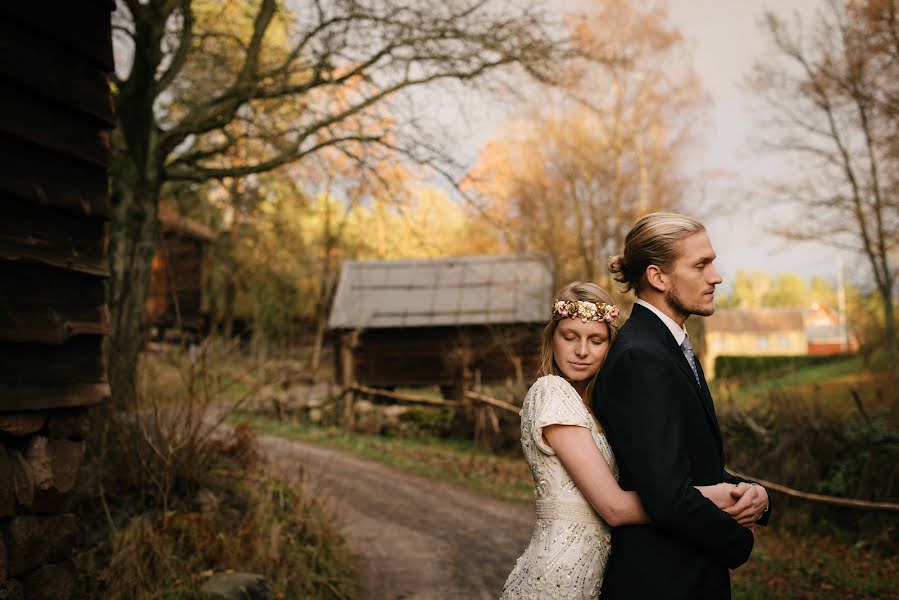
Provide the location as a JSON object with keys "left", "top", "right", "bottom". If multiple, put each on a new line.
{"left": 500, "top": 375, "right": 617, "bottom": 600}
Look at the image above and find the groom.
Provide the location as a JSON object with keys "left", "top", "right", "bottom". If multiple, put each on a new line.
{"left": 594, "top": 212, "right": 770, "bottom": 599}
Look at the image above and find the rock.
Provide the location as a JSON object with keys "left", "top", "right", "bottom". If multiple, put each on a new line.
{"left": 197, "top": 488, "right": 220, "bottom": 517}
{"left": 25, "top": 437, "right": 85, "bottom": 496}
{"left": 2, "top": 515, "right": 77, "bottom": 576}
{"left": 46, "top": 408, "right": 89, "bottom": 440}
{"left": 0, "top": 412, "right": 46, "bottom": 437}
{"left": 9, "top": 451, "right": 34, "bottom": 510}
{"left": 0, "top": 447, "right": 14, "bottom": 517}
{"left": 200, "top": 572, "right": 275, "bottom": 600}
{"left": 21, "top": 561, "right": 76, "bottom": 600}
{"left": 352, "top": 399, "right": 380, "bottom": 433}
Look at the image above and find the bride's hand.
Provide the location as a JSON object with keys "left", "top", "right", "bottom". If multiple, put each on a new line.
{"left": 694, "top": 483, "right": 738, "bottom": 510}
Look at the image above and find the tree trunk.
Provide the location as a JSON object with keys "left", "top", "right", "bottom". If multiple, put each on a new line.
{"left": 877, "top": 281, "right": 898, "bottom": 353}
{"left": 107, "top": 175, "right": 162, "bottom": 407}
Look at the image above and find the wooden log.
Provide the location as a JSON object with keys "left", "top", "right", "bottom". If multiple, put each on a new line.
{"left": 0, "top": 3, "right": 115, "bottom": 72}
{"left": 0, "top": 203, "right": 108, "bottom": 276}
{"left": 464, "top": 390, "right": 520, "bottom": 414}
{"left": 726, "top": 468, "right": 899, "bottom": 512}
{"left": 0, "top": 261, "right": 107, "bottom": 344}
{"left": 0, "top": 86, "right": 111, "bottom": 168}
{"left": 348, "top": 383, "right": 460, "bottom": 407}
{"left": 0, "top": 20, "right": 115, "bottom": 125}
{"left": 0, "top": 381, "right": 109, "bottom": 411}
{"left": 0, "top": 134, "right": 111, "bottom": 218}
{"left": 0, "top": 337, "right": 106, "bottom": 386}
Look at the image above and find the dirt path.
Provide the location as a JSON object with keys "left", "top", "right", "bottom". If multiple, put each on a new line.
{"left": 257, "top": 434, "right": 535, "bottom": 600}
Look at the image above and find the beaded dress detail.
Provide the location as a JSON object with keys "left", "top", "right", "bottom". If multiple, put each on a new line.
{"left": 500, "top": 375, "right": 617, "bottom": 600}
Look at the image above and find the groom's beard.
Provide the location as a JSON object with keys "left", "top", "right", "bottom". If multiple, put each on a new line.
{"left": 666, "top": 284, "right": 715, "bottom": 317}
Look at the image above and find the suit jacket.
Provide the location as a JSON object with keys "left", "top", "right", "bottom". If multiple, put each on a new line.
{"left": 593, "top": 303, "right": 757, "bottom": 600}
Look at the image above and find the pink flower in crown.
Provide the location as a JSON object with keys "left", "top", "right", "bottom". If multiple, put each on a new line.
{"left": 554, "top": 300, "right": 569, "bottom": 317}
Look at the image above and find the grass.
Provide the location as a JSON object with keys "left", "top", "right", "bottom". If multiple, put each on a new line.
{"left": 239, "top": 414, "right": 899, "bottom": 600}
{"left": 732, "top": 527, "right": 899, "bottom": 599}
{"left": 713, "top": 355, "right": 896, "bottom": 415}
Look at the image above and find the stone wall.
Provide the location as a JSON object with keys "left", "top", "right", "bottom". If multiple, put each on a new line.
{"left": 0, "top": 409, "right": 88, "bottom": 598}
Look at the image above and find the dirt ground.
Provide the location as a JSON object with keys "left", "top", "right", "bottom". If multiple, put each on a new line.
{"left": 257, "top": 434, "right": 535, "bottom": 600}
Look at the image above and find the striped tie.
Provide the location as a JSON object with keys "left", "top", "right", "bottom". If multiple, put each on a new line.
{"left": 681, "top": 335, "right": 701, "bottom": 385}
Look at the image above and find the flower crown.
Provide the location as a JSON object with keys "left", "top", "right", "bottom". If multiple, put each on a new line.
{"left": 553, "top": 299, "right": 620, "bottom": 324}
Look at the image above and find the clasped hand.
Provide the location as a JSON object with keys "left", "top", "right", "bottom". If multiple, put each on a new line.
{"left": 701, "top": 482, "right": 768, "bottom": 528}
{"left": 724, "top": 482, "right": 768, "bottom": 528}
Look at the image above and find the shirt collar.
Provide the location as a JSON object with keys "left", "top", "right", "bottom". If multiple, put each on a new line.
{"left": 635, "top": 298, "right": 688, "bottom": 346}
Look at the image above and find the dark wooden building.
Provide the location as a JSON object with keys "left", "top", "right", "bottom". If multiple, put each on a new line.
{"left": 145, "top": 201, "right": 213, "bottom": 335}
{"left": 0, "top": 1, "right": 115, "bottom": 595}
{"left": 328, "top": 254, "right": 554, "bottom": 393}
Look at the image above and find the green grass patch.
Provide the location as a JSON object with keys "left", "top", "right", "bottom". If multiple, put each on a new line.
{"left": 236, "top": 414, "right": 534, "bottom": 505}
{"left": 715, "top": 355, "right": 895, "bottom": 413}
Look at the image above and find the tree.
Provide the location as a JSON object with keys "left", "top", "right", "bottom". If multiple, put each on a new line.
{"left": 109, "top": 0, "right": 572, "bottom": 404}
{"left": 464, "top": 0, "right": 705, "bottom": 287}
{"left": 749, "top": 0, "right": 899, "bottom": 352}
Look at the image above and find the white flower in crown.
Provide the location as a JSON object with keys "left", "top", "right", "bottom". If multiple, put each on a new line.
{"left": 554, "top": 300, "right": 569, "bottom": 317}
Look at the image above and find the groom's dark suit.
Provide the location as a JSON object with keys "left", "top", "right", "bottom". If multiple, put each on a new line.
{"left": 594, "top": 303, "right": 763, "bottom": 600}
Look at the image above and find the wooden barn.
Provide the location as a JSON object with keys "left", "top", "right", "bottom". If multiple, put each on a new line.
{"left": 328, "top": 254, "right": 554, "bottom": 396}
{"left": 145, "top": 201, "right": 214, "bottom": 336}
{"left": 0, "top": 1, "right": 115, "bottom": 594}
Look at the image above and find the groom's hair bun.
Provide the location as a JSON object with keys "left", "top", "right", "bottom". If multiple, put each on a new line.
{"left": 610, "top": 212, "right": 705, "bottom": 294}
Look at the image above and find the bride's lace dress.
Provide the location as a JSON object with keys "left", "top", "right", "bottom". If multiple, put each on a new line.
{"left": 500, "top": 375, "right": 616, "bottom": 600}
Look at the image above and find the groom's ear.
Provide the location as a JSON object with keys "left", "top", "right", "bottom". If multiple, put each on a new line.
{"left": 645, "top": 264, "right": 666, "bottom": 292}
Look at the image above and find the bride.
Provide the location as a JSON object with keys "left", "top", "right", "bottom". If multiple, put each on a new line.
{"left": 500, "top": 282, "right": 740, "bottom": 600}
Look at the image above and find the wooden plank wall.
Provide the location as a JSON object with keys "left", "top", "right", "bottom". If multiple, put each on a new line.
{"left": 342, "top": 326, "right": 543, "bottom": 388}
{"left": 0, "top": 1, "right": 116, "bottom": 410}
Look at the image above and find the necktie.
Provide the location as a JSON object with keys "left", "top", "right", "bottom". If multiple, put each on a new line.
{"left": 681, "top": 335, "right": 701, "bottom": 385}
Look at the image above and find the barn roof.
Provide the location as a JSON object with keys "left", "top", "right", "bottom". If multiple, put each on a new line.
{"left": 328, "top": 253, "right": 554, "bottom": 329}
{"left": 705, "top": 308, "right": 805, "bottom": 333}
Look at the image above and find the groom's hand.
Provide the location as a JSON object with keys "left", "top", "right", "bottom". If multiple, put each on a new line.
{"left": 724, "top": 483, "right": 769, "bottom": 527}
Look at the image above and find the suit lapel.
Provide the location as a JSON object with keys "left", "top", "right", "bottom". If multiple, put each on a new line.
{"left": 629, "top": 305, "right": 723, "bottom": 450}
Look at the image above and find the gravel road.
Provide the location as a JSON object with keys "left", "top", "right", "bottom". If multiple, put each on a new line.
{"left": 257, "top": 434, "right": 535, "bottom": 600}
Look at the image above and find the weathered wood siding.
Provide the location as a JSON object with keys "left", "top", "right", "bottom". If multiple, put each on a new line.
{"left": 0, "top": 1, "right": 115, "bottom": 411}
{"left": 338, "top": 326, "right": 543, "bottom": 388}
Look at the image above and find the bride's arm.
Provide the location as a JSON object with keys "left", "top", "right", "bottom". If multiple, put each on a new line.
{"left": 543, "top": 425, "right": 741, "bottom": 527}
{"left": 543, "top": 424, "right": 648, "bottom": 526}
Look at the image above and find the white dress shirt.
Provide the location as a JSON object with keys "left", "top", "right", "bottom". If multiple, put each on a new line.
{"left": 634, "top": 298, "right": 688, "bottom": 345}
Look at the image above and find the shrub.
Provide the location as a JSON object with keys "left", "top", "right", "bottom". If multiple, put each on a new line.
{"left": 76, "top": 341, "right": 357, "bottom": 599}
{"left": 719, "top": 389, "right": 898, "bottom": 552}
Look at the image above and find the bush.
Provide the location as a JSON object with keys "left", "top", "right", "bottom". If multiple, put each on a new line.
{"left": 719, "top": 390, "right": 898, "bottom": 552}
{"left": 76, "top": 342, "right": 357, "bottom": 599}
